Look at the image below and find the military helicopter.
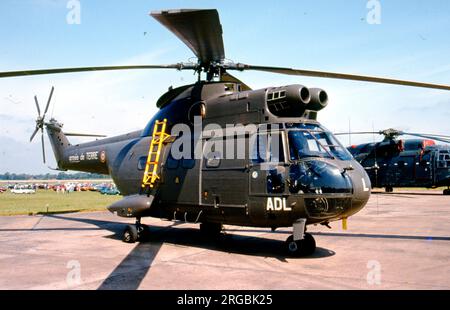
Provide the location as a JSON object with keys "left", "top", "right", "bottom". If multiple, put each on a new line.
{"left": 335, "top": 129, "right": 450, "bottom": 195}
{"left": 2, "top": 9, "right": 450, "bottom": 256}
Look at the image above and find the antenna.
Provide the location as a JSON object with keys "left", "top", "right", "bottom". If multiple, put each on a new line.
{"left": 348, "top": 117, "right": 352, "bottom": 146}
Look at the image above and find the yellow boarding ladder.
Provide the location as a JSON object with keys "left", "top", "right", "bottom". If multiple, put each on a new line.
{"left": 141, "top": 119, "right": 170, "bottom": 193}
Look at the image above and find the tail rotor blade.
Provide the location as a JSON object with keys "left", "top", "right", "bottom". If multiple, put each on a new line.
{"left": 30, "top": 127, "right": 39, "bottom": 142}
{"left": 34, "top": 96, "right": 41, "bottom": 117}
{"left": 43, "top": 86, "right": 54, "bottom": 116}
{"left": 41, "top": 130, "right": 46, "bottom": 164}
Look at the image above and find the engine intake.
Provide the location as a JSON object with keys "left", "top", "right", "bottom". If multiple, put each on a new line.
{"left": 266, "top": 85, "right": 311, "bottom": 117}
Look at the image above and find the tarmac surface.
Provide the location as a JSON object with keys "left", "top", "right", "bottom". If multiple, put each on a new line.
{"left": 0, "top": 190, "right": 449, "bottom": 290}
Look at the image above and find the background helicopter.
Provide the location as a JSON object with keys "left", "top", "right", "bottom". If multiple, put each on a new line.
{"left": 335, "top": 129, "right": 450, "bottom": 194}
{"left": 1, "top": 9, "right": 450, "bottom": 256}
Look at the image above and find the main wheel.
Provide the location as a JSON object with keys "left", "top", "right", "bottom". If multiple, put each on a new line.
{"left": 385, "top": 186, "right": 394, "bottom": 193}
{"left": 444, "top": 189, "right": 450, "bottom": 195}
{"left": 200, "top": 222, "right": 223, "bottom": 237}
{"left": 122, "top": 225, "right": 138, "bottom": 243}
{"left": 285, "top": 233, "right": 316, "bottom": 257}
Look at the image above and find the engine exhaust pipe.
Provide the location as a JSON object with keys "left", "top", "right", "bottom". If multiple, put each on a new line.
{"left": 308, "top": 88, "right": 328, "bottom": 111}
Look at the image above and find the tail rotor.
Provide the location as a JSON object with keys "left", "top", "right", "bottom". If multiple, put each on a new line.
{"left": 30, "top": 86, "right": 54, "bottom": 164}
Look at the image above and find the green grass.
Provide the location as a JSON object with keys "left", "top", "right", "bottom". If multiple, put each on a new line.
{"left": 0, "top": 190, "right": 122, "bottom": 216}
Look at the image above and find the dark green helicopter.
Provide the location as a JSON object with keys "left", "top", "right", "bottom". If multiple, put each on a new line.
{"left": 2, "top": 9, "right": 450, "bottom": 256}
{"left": 335, "top": 129, "right": 450, "bottom": 195}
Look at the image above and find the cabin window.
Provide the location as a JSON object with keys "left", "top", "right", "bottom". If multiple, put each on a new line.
{"left": 206, "top": 155, "right": 221, "bottom": 168}
{"left": 267, "top": 169, "right": 285, "bottom": 194}
{"left": 251, "top": 132, "right": 285, "bottom": 164}
{"left": 182, "top": 159, "right": 195, "bottom": 169}
{"left": 188, "top": 102, "right": 206, "bottom": 124}
{"left": 137, "top": 156, "right": 147, "bottom": 170}
{"left": 204, "top": 140, "right": 222, "bottom": 168}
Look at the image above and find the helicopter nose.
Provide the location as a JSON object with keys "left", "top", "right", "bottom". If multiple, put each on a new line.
{"left": 345, "top": 160, "right": 371, "bottom": 217}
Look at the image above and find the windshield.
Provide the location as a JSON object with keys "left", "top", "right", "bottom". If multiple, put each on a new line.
{"left": 287, "top": 124, "right": 353, "bottom": 161}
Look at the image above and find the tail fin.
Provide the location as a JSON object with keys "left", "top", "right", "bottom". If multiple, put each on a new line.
{"left": 45, "top": 118, "right": 71, "bottom": 169}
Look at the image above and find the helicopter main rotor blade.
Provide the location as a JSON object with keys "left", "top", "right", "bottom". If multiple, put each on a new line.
{"left": 335, "top": 130, "right": 450, "bottom": 143}
{"left": 401, "top": 132, "right": 450, "bottom": 144}
{"left": 151, "top": 9, "right": 225, "bottom": 65}
{"left": 64, "top": 133, "right": 107, "bottom": 138}
{"left": 0, "top": 64, "right": 191, "bottom": 79}
{"left": 220, "top": 72, "right": 252, "bottom": 91}
{"left": 334, "top": 131, "right": 378, "bottom": 136}
{"left": 232, "top": 64, "right": 450, "bottom": 91}
{"left": 402, "top": 132, "right": 450, "bottom": 139}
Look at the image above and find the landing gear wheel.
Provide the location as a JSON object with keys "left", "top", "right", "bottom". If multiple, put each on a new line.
{"left": 200, "top": 222, "right": 223, "bottom": 237}
{"left": 122, "top": 224, "right": 138, "bottom": 243}
{"left": 285, "top": 233, "right": 316, "bottom": 257}
{"left": 385, "top": 186, "right": 394, "bottom": 193}
{"left": 444, "top": 189, "right": 450, "bottom": 195}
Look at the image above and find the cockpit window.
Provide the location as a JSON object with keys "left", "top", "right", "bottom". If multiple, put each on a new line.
{"left": 438, "top": 151, "right": 450, "bottom": 168}
{"left": 287, "top": 124, "right": 353, "bottom": 161}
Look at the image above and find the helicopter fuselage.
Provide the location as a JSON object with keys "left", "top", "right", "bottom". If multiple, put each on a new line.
{"left": 349, "top": 139, "right": 450, "bottom": 191}
{"left": 46, "top": 82, "right": 371, "bottom": 230}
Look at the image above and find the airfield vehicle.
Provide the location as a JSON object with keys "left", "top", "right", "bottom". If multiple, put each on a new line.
{"left": 11, "top": 185, "right": 36, "bottom": 195}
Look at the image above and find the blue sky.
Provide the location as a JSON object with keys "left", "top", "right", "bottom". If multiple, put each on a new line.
{"left": 0, "top": 0, "right": 449, "bottom": 173}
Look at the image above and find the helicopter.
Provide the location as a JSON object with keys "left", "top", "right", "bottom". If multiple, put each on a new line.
{"left": 335, "top": 129, "right": 450, "bottom": 195}
{"left": 1, "top": 9, "right": 450, "bottom": 256}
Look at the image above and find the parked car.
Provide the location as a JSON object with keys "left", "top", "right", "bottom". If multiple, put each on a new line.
{"left": 11, "top": 185, "right": 36, "bottom": 194}
{"left": 100, "top": 187, "right": 120, "bottom": 195}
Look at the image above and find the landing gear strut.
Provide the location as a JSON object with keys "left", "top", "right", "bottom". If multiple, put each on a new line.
{"left": 122, "top": 217, "right": 149, "bottom": 243}
{"left": 285, "top": 218, "right": 316, "bottom": 257}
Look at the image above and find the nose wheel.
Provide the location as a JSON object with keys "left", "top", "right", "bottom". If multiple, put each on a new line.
{"left": 286, "top": 218, "right": 316, "bottom": 256}
{"left": 285, "top": 233, "right": 316, "bottom": 257}
{"left": 122, "top": 218, "right": 149, "bottom": 243}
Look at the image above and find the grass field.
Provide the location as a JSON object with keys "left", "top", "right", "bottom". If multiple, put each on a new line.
{"left": 0, "top": 190, "right": 122, "bottom": 216}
